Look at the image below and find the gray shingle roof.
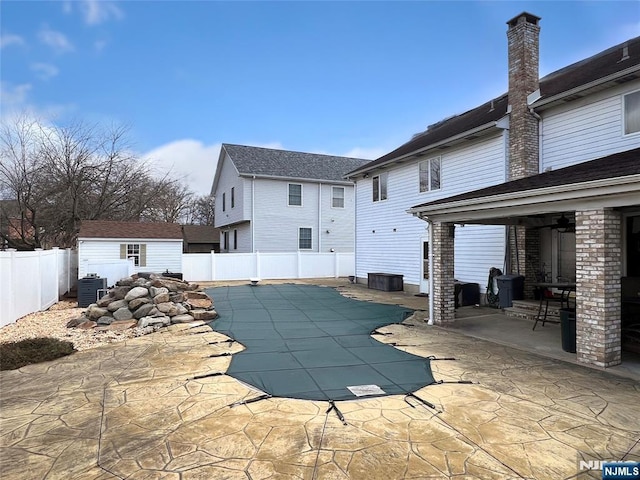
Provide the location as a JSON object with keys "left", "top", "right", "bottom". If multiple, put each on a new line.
{"left": 222, "top": 144, "right": 369, "bottom": 182}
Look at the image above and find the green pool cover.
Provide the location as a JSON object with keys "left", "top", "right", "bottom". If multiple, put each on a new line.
{"left": 205, "top": 284, "right": 436, "bottom": 402}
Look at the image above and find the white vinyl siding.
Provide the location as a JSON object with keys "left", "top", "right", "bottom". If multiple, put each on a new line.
{"left": 78, "top": 238, "right": 182, "bottom": 278}
{"left": 541, "top": 81, "right": 640, "bottom": 170}
{"left": 356, "top": 133, "right": 506, "bottom": 289}
{"left": 214, "top": 151, "right": 249, "bottom": 229}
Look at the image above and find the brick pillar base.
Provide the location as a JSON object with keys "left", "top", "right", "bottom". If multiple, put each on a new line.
{"left": 432, "top": 222, "right": 455, "bottom": 325}
{"left": 575, "top": 209, "right": 622, "bottom": 367}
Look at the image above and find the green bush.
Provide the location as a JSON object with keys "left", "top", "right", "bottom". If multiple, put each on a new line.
{"left": 0, "top": 338, "right": 77, "bottom": 371}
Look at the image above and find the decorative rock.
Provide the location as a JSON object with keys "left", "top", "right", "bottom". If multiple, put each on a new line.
{"left": 113, "top": 307, "right": 134, "bottom": 321}
{"left": 116, "top": 277, "right": 134, "bottom": 286}
{"left": 138, "top": 315, "right": 170, "bottom": 328}
{"left": 111, "top": 286, "right": 132, "bottom": 300}
{"left": 191, "top": 309, "right": 218, "bottom": 321}
{"left": 97, "top": 294, "right": 113, "bottom": 307}
{"left": 133, "top": 303, "right": 156, "bottom": 319}
{"left": 156, "top": 302, "right": 178, "bottom": 316}
{"left": 125, "top": 286, "right": 150, "bottom": 302}
{"left": 87, "top": 306, "right": 109, "bottom": 320}
{"left": 77, "top": 320, "right": 97, "bottom": 329}
{"left": 151, "top": 278, "right": 198, "bottom": 292}
{"left": 150, "top": 286, "right": 169, "bottom": 297}
{"left": 187, "top": 297, "right": 213, "bottom": 309}
{"left": 134, "top": 277, "right": 149, "bottom": 286}
{"left": 128, "top": 297, "right": 151, "bottom": 310}
{"left": 185, "top": 291, "right": 210, "bottom": 300}
{"left": 171, "top": 314, "right": 195, "bottom": 324}
{"left": 175, "top": 304, "right": 188, "bottom": 315}
{"left": 153, "top": 293, "right": 171, "bottom": 304}
{"left": 67, "top": 316, "right": 89, "bottom": 328}
{"left": 107, "top": 299, "right": 129, "bottom": 312}
{"left": 170, "top": 292, "right": 185, "bottom": 303}
{"left": 97, "top": 316, "right": 114, "bottom": 326}
{"left": 108, "top": 320, "right": 138, "bottom": 331}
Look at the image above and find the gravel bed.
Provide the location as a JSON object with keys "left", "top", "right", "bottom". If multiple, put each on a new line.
{"left": 0, "top": 300, "right": 156, "bottom": 351}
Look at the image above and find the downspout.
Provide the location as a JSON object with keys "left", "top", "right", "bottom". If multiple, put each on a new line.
{"left": 251, "top": 176, "right": 255, "bottom": 252}
{"left": 529, "top": 107, "right": 543, "bottom": 172}
{"left": 318, "top": 183, "right": 322, "bottom": 252}
{"left": 427, "top": 217, "right": 434, "bottom": 326}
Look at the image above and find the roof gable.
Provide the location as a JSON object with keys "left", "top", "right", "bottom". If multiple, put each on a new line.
{"left": 221, "top": 144, "right": 370, "bottom": 183}
{"left": 78, "top": 221, "right": 183, "bottom": 240}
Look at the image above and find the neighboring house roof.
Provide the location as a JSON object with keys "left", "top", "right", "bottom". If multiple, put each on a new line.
{"left": 410, "top": 147, "right": 640, "bottom": 211}
{"left": 348, "top": 36, "right": 640, "bottom": 177}
{"left": 182, "top": 225, "right": 220, "bottom": 244}
{"left": 222, "top": 144, "right": 370, "bottom": 183}
{"left": 78, "top": 221, "right": 183, "bottom": 239}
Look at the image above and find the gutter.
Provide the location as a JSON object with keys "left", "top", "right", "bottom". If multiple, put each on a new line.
{"left": 532, "top": 64, "right": 640, "bottom": 110}
{"left": 408, "top": 174, "right": 640, "bottom": 217}
{"left": 239, "top": 173, "right": 355, "bottom": 186}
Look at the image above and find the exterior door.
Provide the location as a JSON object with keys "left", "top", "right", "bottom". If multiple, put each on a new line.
{"left": 551, "top": 228, "right": 576, "bottom": 283}
{"left": 420, "top": 237, "right": 430, "bottom": 294}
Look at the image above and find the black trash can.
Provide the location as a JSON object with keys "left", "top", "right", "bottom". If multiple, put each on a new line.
{"left": 496, "top": 274, "right": 525, "bottom": 308}
{"left": 560, "top": 308, "right": 577, "bottom": 353}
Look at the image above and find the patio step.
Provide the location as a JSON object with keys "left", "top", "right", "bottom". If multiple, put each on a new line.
{"left": 505, "top": 300, "right": 561, "bottom": 322}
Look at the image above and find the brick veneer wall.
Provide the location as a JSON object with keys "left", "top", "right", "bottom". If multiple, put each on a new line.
{"left": 575, "top": 209, "right": 622, "bottom": 367}
{"left": 432, "top": 222, "right": 455, "bottom": 324}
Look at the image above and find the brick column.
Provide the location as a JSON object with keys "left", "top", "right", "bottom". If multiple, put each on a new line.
{"left": 508, "top": 225, "right": 540, "bottom": 298}
{"left": 575, "top": 209, "right": 622, "bottom": 367}
{"left": 432, "top": 222, "right": 455, "bottom": 324}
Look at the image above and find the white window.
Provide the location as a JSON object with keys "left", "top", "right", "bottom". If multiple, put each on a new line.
{"left": 419, "top": 157, "right": 441, "bottom": 192}
{"left": 127, "top": 244, "right": 140, "bottom": 266}
{"left": 624, "top": 90, "right": 640, "bottom": 135}
{"left": 332, "top": 186, "right": 345, "bottom": 208}
{"left": 372, "top": 173, "right": 388, "bottom": 202}
{"left": 288, "top": 183, "right": 302, "bottom": 206}
{"left": 299, "top": 227, "right": 312, "bottom": 250}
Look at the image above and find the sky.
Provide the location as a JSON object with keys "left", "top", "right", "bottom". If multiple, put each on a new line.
{"left": 1, "top": 1, "right": 639, "bottom": 196}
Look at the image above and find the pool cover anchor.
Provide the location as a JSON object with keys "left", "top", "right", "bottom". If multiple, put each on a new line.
{"left": 228, "top": 394, "right": 272, "bottom": 408}
{"left": 404, "top": 393, "right": 441, "bottom": 413}
{"left": 327, "top": 400, "right": 347, "bottom": 426}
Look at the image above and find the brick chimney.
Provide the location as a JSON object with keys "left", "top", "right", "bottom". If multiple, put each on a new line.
{"left": 507, "top": 12, "right": 541, "bottom": 180}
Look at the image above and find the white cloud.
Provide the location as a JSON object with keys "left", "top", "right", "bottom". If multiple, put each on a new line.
{"left": 38, "top": 27, "right": 74, "bottom": 53}
{"left": 342, "top": 146, "right": 386, "bottom": 160}
{"left": 94, "top": 39, "right": 108, "bottom": 52}
{"left": 0, "top": 33, "right": 25, "bottom": 49}
{"left": 0, "top": 82, "right": 75, "bottom": 123}
{"left": 30, "top": 63, "right": 60, "bottom": 81}
{"left": 143, "top": 140, "right": 222, "bottom": 196}
{"left": 0, "top": 82, "right": 32, "bottom": 109}
{"left": 78, "top": 0, "right": 124, "bottom": 25}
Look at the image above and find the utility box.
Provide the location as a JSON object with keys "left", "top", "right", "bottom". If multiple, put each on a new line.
{"left": 367, "top": 273, "right": 404, "bottom": 292}
{"left": 78, "top": 276, "right": 107, "bottom": 308}
{"left": 496, "top": 274, "right": 524, "bottom": 308}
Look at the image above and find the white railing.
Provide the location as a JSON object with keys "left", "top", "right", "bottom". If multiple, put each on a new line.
{"left": 0, "top": 248, "right": 77, "bottom": 327}
{"left": 182, "top": 251, "right": 354, "bottom": 282}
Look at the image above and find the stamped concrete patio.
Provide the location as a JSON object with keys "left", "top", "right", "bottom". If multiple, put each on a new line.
{"left": 1, "top": 278, "right": 638, "bottom": 479}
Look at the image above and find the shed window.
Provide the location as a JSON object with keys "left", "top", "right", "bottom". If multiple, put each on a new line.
{"left": 120, "top": 243, "right": 146, "bottom": 267}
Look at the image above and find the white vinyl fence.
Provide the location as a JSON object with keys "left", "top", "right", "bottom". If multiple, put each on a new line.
{"left": 0, "top": 248, "right": 77, "bottom": 327}
{"left": 182, "top": 251, "right": 355, "bottom": 282}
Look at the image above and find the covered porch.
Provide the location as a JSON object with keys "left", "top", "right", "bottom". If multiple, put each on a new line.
{"left": 410, "top": 149, "right": 640, "bottom": 369}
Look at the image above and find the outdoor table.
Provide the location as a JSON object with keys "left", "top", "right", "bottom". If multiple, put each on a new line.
{"left": 532, "top": 282, "right": 576, "bottom": 330}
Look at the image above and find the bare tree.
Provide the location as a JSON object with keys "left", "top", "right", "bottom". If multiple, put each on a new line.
{"left": 185, "top": 194, "right": 216, "bottom": 225}
{"left": 0, "top": 115, "right": 192, "bottom": 249}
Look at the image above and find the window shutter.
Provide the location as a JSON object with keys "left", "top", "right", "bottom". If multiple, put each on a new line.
{"left": 140, "top": 244, "right": 147, "bottom": 267}
{"left": 120, "top": 244, "right": 126, "bottom": 259}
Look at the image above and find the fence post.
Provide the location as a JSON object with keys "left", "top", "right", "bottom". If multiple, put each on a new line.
{"left": 66, "top": 248, "right": 72, "bottom": 294}
{"left": 34, "top": 248, "right": 43, "bottom": 310}
{"left": 334, "top": 251, "right": 339, "bottom": 278}
{"left": 297, "top": 251, "right": 302, "bottom": 279}
{"left": 256, "top": 251, "right": 261, "bottom": 279}
{"left": 52, "top": 247, "right": 61, "bottom": 299}
{"left": 210, "top": 250, "right": 216, "bottom": 281}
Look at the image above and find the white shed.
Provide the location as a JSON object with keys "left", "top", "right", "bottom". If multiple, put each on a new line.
{"left": 78, "top": 220, "right": 183, "bottom": 286}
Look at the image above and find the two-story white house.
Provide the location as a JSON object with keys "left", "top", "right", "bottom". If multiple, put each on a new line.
{"left": 211, "top": 144, "right": 369, "bottom": 254}
{"left": 347, "top": 12, "right": 640, "bottom": 369}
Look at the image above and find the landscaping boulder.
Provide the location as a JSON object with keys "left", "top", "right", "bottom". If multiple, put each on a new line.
{"left": 125, "top": 286, "right": 150, "bottom": 302}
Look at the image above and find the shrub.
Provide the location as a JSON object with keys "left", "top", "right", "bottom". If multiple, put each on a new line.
{"left": 0, "top": 337, "right": 77, "bottom": 371}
